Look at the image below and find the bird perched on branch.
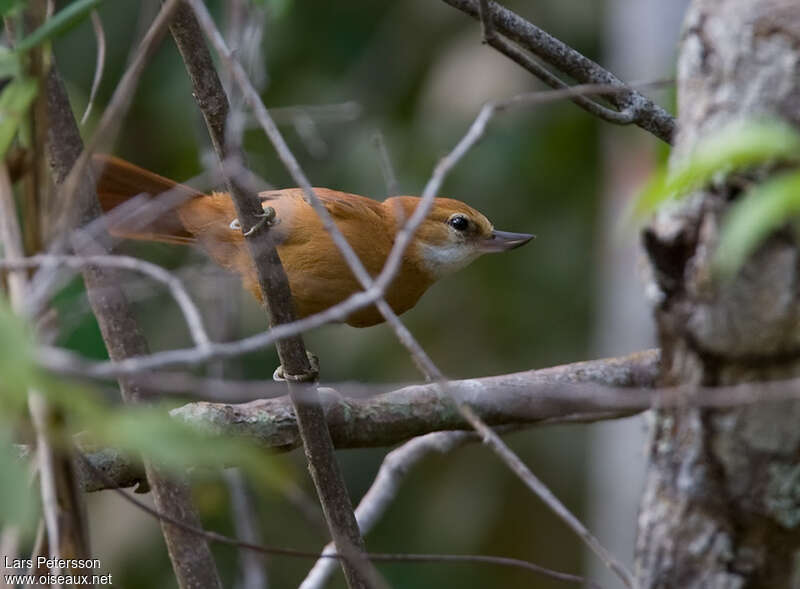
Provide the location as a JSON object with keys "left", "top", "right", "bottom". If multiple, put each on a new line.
{"left": 92, "top": 155, "right": 533, "bottom": 327}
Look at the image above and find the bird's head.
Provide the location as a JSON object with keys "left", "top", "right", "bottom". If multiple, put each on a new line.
{"left": 385, "top": 196, "right": 534, "bottom": 280}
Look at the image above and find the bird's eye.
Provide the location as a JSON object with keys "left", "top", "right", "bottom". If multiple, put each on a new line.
{"left": 448, "top": 215, "right": 469, "bottom": 231}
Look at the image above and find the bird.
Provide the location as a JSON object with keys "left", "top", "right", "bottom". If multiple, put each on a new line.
{"left": 92, "top": 155, "right": 534, "bottom": 327}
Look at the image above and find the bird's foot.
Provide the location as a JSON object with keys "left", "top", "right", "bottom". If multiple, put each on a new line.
{"left": 273, "top": 351, "right": 320, "bottom": 383}
{"left": 229, "top": 206, "right": 277, "bottom": 236}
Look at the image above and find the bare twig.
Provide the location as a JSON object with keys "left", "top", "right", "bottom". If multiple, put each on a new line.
{"left": 170, "top": 4, "right": 376, "bottom": 587}
{"left": 364, "top": 296, "right": 636, "bottom": 586}
{"left": 300, "top": 431, "right": 474, "bottom": 589}
{"left": 2, "top": 254, "right": 210, "bottom": 347}
{"left": 444, "top": 0, "right": 676, "bottom": 143}
{"left": 0, "top": 166, "right": 27, "bottom": 304}
{"left": 477, "top": 0, "right": 636, "bottom": 126}
{"left": 80, "top": 10, "right": 106, "bottom": 125}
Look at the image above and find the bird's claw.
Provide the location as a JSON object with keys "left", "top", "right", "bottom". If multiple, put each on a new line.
{"left": 273, "top": 351, "right": 320, "bottom": 383}
{"left": 230, "top": 206, "right": 278, "bottom": 236}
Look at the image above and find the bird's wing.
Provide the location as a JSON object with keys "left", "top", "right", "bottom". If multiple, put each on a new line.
{"left": 258, "top": 187, "right": 386, "bottom": 234}
{"left": 258, "top": 188, "right": 393, "bottom": 314}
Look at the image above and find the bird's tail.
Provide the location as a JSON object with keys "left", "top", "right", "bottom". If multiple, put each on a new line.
{"left": 91, "top": 154, "right": 201, "bottom": 245}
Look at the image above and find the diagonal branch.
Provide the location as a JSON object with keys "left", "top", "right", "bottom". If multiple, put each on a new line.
{"left": 299, "top": 430, "right": 482, "bottom": 589}
{"left": 446, "top": 0, "right": 676, "bottom": 143}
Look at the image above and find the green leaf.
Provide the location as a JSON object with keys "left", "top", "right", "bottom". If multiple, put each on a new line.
{"left": 0, "top": 428, "right": 39, "bottom": 531}
{"left": 0, "top": 294, "right": 36, "bottom": 410}
{"left": 0, "top": 47, "right": 21, "bottom": 79}
{"left": 0, "top": 76, "right": 37, "bottom": 159}
{"left": 34, "top": 373, "right": 292, "bottom": 492}
{"left": 88, "top": 405, "right": 289, "bottom": 490}
{"left": 15, "top": 0, "right": 104, "bottom": 53}
{"left": 634, "top": 119, "right": 800, "bottom": 218}
{"left": 714, "top": 170, "right": 800, "bottom": 278}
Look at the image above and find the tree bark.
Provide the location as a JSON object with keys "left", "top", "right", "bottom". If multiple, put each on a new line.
{"left": 636, "top": 1, "right": 800, "bottom": 587}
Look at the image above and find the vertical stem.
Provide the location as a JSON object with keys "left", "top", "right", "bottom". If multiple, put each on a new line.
{"left": 42, "top": 29, "right": 223, "bottom": 589}
{"left": 168, "top": 3, "right": 377, "bottom": 587}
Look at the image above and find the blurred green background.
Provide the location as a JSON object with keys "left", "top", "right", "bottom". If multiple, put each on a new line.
{"left": 45, "top": 0, "right": 677, "bottom": 587}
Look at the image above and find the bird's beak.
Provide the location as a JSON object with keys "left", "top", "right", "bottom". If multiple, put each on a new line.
{"left": 479, "top": 230, "right": 535, "bottom": 253}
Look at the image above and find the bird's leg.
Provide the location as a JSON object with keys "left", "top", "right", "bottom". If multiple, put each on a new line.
{"left": 273, "top": 350, "right": 320, "bottom": 383}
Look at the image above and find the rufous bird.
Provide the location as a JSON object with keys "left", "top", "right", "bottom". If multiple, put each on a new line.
{"left": 92, "top": 155, "right": 534, "bottom": 327}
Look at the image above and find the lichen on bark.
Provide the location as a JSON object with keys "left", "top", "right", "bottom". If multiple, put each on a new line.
{"left": 636, "top": 1, "right": 800, "bottom": 587}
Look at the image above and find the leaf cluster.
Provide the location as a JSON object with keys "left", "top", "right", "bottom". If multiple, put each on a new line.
{"left": 635, "top": 119, "right": 800, "bottom": 277}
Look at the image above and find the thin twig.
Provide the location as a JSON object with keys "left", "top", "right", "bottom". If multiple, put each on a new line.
{"left": 2, "top": 254, "right": 210, "bottom": 347}
{"left": 80, "top": 10, "right": 106, "bottom": 125}
{"left": 444, "top": 0, "right": 676, "bottom": 143}
{"left": 477, "top": 0, "right": 635, "bottom": 126}
{"left": 300, "top": 431, "right": 473, "bottom": 589}
{"left": 367, "top": 297, "right": 636, "bottom": 587}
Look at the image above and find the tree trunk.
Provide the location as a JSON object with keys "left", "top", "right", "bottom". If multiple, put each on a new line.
{"left": 636, "top": 1, "right": 800, "bottom": 587}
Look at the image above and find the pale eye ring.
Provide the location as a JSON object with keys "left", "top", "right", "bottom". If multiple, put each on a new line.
{"left": 448, "top": 214, "right": 469, "bottom": 231}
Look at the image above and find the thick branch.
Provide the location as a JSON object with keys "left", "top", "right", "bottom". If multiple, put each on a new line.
{"left": 173, "top": 350, "right": 659, "bottom": 449}
{"left": 77, "top": 350, "right": 659, "bottom": 492}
